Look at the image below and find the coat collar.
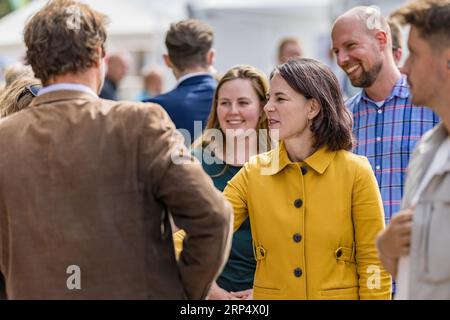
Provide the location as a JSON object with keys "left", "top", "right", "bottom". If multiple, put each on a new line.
{"left": 416, "top": 122, "right": 448, "bottom": 155}
{"left": 176, "top": 74, "right": 215, "bottom": 88}
{"left": 355, "top": 75, "right": 410, "bottom": 105}
{"left": 29, "top": 90, "right": 98, "bottom": 108}
{"left": 262, "top": 141, "right": 337, "bottom": 175}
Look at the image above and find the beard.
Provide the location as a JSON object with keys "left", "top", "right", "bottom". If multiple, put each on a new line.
{"left": 348, "top": 59, "right": 383, "bottom": 88}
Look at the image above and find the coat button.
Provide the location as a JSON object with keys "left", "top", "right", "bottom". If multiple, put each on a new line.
{"left": 260, "top": 248, "right": 265, "bottom": 257}
{"left": 301, "top": 166, "right": 308, "bottom": 175}
{"left": 294, "top": 199, "right": 303, "bottom": 208}
{"left": 336, "top": 248, "right": 343, "bottom": 258}
{"left": 294, "top": 268, "right": 303, "bottom": 278}
{"left": 293, "top": 233, "right": 302, "bottom": 243}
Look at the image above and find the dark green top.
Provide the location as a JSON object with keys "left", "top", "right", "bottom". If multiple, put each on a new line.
{"left": 193, "top": 147, "right": 255, "bottom": 292}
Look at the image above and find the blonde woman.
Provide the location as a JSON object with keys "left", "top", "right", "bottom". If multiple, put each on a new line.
{"left": 175, "top": 65, "right": 270, "bottom": 299}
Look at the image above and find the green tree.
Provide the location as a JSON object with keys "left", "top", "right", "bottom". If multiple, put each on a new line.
{"left": 0, "top": 0, "right": 13, "bottom": 19}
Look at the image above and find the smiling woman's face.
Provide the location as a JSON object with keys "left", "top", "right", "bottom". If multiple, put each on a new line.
{"left": 217, "top": 78, "right": 262, "bottom": 135}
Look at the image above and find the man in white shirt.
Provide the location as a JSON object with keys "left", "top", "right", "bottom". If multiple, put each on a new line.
{"left": 376, "top": 0, "right": 450, "bottom": 299}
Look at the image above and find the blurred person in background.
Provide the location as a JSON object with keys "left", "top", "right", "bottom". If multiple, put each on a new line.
{"left": 99, "top": 51, "right": 130, "bottom": 100}
{"left": 145, "top": 19, "right": 217, "bottom": 144}
{"left": 135, "top": 65, "right": 164, "bottom": 101}
{"left": 377, "top": 0, "right": 450, "bottom": 300}
{"left": 277, "top": 37, "right": 303, "bottom": 64}
{"left": 388, "top": 18, "right": 404, "bottom": 67}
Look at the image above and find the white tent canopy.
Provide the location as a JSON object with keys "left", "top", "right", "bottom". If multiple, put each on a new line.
{"left": 0, "top": 0, "right": 187, "bottom": 56}
{"left": 189, "top": 0, "right": 334, "bottom": 75}
{"left": 191, "top": 0, "right": 332, "bottom": 15}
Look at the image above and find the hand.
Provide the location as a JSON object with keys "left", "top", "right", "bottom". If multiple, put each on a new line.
{"left": 230, "top": 289, "right": 253, "bottom": 300}
{"left": 377, "top": 208, "right": 414, "bottom": 259}
{"left": 207, "top": 282, "right": 234, "bottom": 300}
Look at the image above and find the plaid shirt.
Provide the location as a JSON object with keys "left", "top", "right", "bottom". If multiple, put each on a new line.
{"left": 346, "top": 76, "right": 439, "bottom": 225}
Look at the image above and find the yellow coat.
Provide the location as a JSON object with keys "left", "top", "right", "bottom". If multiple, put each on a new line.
{"left": 224, "top": 142, "right": 391, "bottom": 300}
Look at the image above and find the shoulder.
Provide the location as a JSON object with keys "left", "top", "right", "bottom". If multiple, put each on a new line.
{"left": 179, "top": 75, "right": 217, "bottom": 94}
{"left": 242, "top": 148, "right": 277, "bottom": 174}
{"left": 0, "top": 108, "right": 32, "bottom": 138}
{"left": 0, "top": 99, "right": 173, "bottom": 142}
{"left": 191, "top": 146, "right": 204, "bottom": 162}
{"left": 415, "top": 123, "right": 446, "bottom": 150}
{"left": 334, "top": 149, "right": 373, "bottom": 174}
{"left": 101, "top": 99, "right": 168, "bottom": 120}
{"left": 421, "top": 125, "right": 441, "bottom": 142}
{"left": 90, "top": 99, "right": 175, "bottom": 137}
{"left": 148, "top": 86, "right": 198, "bottom": 110}
{"left": 145, "top": 89, "right": 176, "bottom": 105}
{"left": 199, "top": 76, "right": 217, "bottom": 89}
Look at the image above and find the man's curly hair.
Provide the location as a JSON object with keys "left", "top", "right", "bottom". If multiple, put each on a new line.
{"left": 24, "top": 0, "right": 108, "bottom": 85}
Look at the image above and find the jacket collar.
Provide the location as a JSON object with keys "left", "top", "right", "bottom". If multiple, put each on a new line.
{"left": 355, "top": 75, "right": 410, "bottom": 105}
{"left": 417, "top": 122, "right": 448, "bottom": 154}
{"left": 176, "top": 74, "right": 215, "bottom": 88}
{"left": 262, "top": 141, "right": 336, "bottom": 175}
{"left": 29, "top": 90, "right": 98, "bottom": 108}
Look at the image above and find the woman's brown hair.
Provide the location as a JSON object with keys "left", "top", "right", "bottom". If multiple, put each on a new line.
{"left": 271, "top": 58, "right": 354, "bottom": 151}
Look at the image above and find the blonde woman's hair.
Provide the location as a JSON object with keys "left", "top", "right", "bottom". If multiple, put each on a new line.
{"left": 0, "top": 77, "right": 41, "bottom": 118}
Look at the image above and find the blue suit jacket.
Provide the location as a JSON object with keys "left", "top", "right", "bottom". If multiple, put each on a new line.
{"left": 144, "top": 74, "right": 216, "bottom": 144}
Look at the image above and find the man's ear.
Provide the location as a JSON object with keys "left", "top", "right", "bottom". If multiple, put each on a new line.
{"left": 308, "top": 98, "right": 321, "bottom": 120}
{"left": 375, "top": 30, "right": 388, "bottom": 51}
{"left": 207, "top": 49, "right": 215, "bottom": 66}
{"left": 393, "top": 48, "right": 403, "bottom": 65}
{"left": 163, "top": 54, "right": 173, "bottom": 69}
{"left": 94, "top": 46, "right": 103, "bottom": 68}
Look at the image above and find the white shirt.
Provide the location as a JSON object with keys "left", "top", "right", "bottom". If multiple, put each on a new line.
{"left": 38, "top": 83, "right": 98, "bottom": 97}
{"left": 374, "top": 100, "right": 385, "bottom": 108}
{"left": 396, "top": 136, "right": 450, "bottom": 300}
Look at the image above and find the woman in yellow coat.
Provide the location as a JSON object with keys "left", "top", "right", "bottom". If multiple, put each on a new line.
{"left": 224, "top": 58, "right": 391, "bottom": 300}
